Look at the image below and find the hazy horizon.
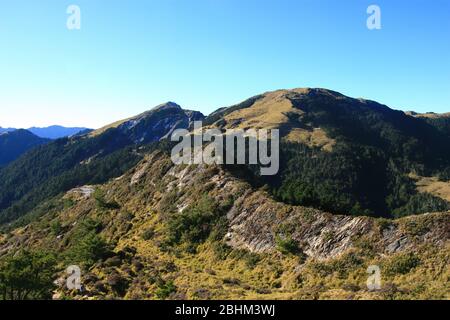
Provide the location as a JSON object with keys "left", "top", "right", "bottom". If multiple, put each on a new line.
{"left": 1, "top": 87, "right": 449, "bottom": 130}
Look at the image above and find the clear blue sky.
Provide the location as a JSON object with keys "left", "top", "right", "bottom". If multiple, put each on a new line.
{"left": 1, "top": 0, "right": 449, "bottom": 128}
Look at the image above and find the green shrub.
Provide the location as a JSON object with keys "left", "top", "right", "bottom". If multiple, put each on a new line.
{"left": 63, "top": 199, "right": 74, "bottom": 209}
{"left": 309, "top": 251, "right": 363, "bottom": 278}
{"left": 331, "top": 252, "right": 364, "bottom": 278}
{"left": 50, "top": 220, "right": 63, "bottom": 235}
{"left": 66, "top": 232, "right": 110, "bottom": 267}
{"left": 142, "top": 228, "right": 155, "bottom": 240}
{"left": 155, "top": 280, "right": 176, "bottom": 299}
{"left": 243, "top": 252, "right": 261, "bottom": 269}
{"left": 228, "top": 249, "right": 261, "bottom": 268}
{"left": 94, "top": 188, "right": 120, "bottom": 210}
{"left": 159, "top": 188, "right": 179, "bottom": 215}
{"left": 275, "top": 235, "right": 299, "bottom": 255}
{"left": 165, "top": 196, "right": 227, "bottom": 251}
{"left": 384, "top": 252, "right": 420, "bottom": 275}
{"left": 65, "top": 218, "right": 110, "bottom": 267}
{"left": 0, "top": 250, "right": 56, "bottom": 300}
{"left": 402, "top": 219, "right": 430, "bottom": 237}
{"left": 212, "top": 242, "right": 232, "bottom": 260}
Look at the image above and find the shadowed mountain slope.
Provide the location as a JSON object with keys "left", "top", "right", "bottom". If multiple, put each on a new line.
{"left": 205, "top": 88, "right": 450, "bottom": 217}
{"left": 0, "top": 104, "right": 204, "bottom": 225}
{"left": 0, "top": 130, "right": 50, "bottom": 167}
{"left": 0, "top": 150, "right": 447, "bottom": 299}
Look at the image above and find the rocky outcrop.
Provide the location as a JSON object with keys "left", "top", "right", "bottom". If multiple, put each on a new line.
{"left": 116, "top": 102, "right": 205, "bottom": 144}
{"left": 128, "top": 155, "right": 450, "bottom": 260}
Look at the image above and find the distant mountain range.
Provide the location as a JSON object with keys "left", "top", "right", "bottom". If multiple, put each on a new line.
{"left": 0, "top": 125, "right": 90, "bottom": 139}
{"left": 27, "top": 125, "right": 90, "bottom": 139}
{"left": 0, "top": 126, "right": 90, "bottom": 166}
{"left": 0, "top": 127, "right": 15, "bottom": 134}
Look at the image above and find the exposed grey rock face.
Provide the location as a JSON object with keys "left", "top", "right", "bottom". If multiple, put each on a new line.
{"left": 116, "top": 102, "right": 205, "bottom": 144}
{"left": 1, "top": 149, "right": 448, "bottom": 288}
{"left": 147, "top": 159, "right": 450, "bottom": 261}
{"left": 66, "top": 185, "right": 95, "bottom": 199}
{"left": 224, "top": 187, "right": 449, "bottom": 260}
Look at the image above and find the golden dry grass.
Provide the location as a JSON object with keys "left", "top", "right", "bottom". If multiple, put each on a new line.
{"left": 2, "top": 155, "right": 449, "bottom": 300}
{"left": 223, "top": 90, "right": 300, "bottom": 129}
{"left": 213, "top": 89, "right": 336, "bottom": 151}
{"left": 405, "top": 112, "right": 450, "bottom": 119}
{"left": 409, "top": 173, "right": 450, "bottom": 202}
{"left": 284, "top": 128, "right": 336, "bottom": 151}
{"left": 89, "top": 118, "right": 132, "bottom": 137}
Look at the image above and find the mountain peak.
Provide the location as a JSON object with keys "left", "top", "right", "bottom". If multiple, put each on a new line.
{"left": 90, "top": 101, "right": 204, "bottom": 143}
{"left": 151, "top": 101, "right": 182, "bottom": 112}
{"left": 27, "top": 126, "right": 89, "bottom": 139}
{"left": 260, "top": 87, "right": 346, "bottom": 99}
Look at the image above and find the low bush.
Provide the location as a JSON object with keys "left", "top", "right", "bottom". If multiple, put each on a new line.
{"left": 384, "top": 252, "right": 420, "bottom": 275}
{"left": 165, "top": 196, "right": 228, "bottom": 251}
{"left": 275, "top": 235, "right": 300, "bottom": 255}
{"left": 155, "top": 280, "right": 176, "bottom": 299}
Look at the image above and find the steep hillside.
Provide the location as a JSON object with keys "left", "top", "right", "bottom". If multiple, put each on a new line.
{"left": 0, "top": 151, "right": 448, "bottom": 300}
{"left": 0, "top": 89, "right": 449, "bottom": 300}
{"left": 0, "top": 103, "right": 204, "bottom": 226}
{"left": 90, "top": 102, "right": 203, "bottom": 140}
{"left": 0, "top": 129, "right": 50, "bottom": 166}
{"left": 415, "top": 113, "right": 450, "bottom": 139}
{"left": 1, "top": 88, "right": 449, "bottom": 227}
{"left": 206, "top": 88, "right": 450, "bottom": 217}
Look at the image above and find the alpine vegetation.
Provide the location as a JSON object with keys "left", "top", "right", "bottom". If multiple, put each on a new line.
{"left": 170, "top": 121, "right": 280, "bottom": 175}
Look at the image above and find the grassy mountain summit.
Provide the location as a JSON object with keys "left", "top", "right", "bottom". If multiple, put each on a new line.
{"left": 204, "top": 88, "right": 450, "bottom": 217}
{"left": 206, "top": 88, "right": 449, "bottom": 157}
{"left": 0, "top": 88, "right": 449, "bottom": 300}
